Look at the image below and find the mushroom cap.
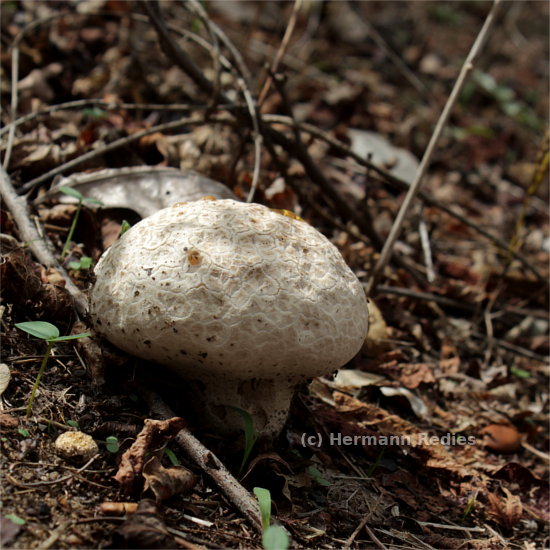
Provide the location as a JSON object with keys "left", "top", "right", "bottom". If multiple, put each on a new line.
{"left": 90, "top": 199, "right": 368, "bottom": 382}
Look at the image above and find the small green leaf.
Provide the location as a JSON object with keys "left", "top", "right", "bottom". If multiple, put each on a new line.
{"left": 262, "top": 525, "right": 289, "bottom": 550}
{"left": 510, "top": 367, "right": 531, "bottom": 379}
{"left": 58, "top": 186, "right": 85, "bottom": 201}
{"left": 306, "top": 466, "right": 330, "bottom": 487}
{"left": 164, "top": 447, "right": 180, "bottom": 466}
{"left": 66, "top": 420, "right": 79, "bottom": 429}
{"left": 253, "top": 487, "right": 271, "bottom": 531}
{"left": 68, "top": 261, "right": 81, "bottom": 270}
{"left": 82, "top": 197, "right": 103, "bottom": 206}
{"left": 15, "top": 321, "right": 59, "bottom": 340}
{"left": 17, "top": 428, "right": 30, "bottom": 437}
{"left": 227, "top": 406, "right": 257, "bottom": 473}
{"left": 105, "top": 436, "right": 120, "bottom": 453}
{"left": 463, "top": 493, "right": 477, "bottom": 519}
{"left": 4, "top": 514, "right": 26, "bottom": 526}
{"left": 51, "top": 332, "right": 91, "bottom": 342}
{"left": 79, "top": 256, "right": 93, "bottom": 269}
{"left": 119, "top": 220, "right": 131, "bottom": 238}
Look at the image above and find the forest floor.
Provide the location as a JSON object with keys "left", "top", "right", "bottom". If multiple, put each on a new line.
{"left": 1, "top": 2, "right": 549, "bottom": 549}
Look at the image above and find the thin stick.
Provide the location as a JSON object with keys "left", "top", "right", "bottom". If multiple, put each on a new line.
{"left": 0, "top": 166, "right": 88, "bottom": 316}
{"left": 139, "top": 387, "right": 262, "bottom": 533}
{"left": 367, "top": 0, "right": 505, "bottom": 294}
{"left": 19, "top": 115, "right": 233, "bottom": 193}
{"left": 257, "top": 0, "right": 303, "bottom": 107}
{"left": 261, "top": 114, "right": 546, "bottom": 283}
{"left": 3, "top": 13, "right": 68, "bottom": 170}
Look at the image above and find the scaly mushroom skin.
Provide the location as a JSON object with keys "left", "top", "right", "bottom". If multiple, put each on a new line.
{"left": 90, "top": 199, "right": 368, "bottom": 437}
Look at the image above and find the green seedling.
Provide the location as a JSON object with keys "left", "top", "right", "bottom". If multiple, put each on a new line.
{"left": 227, "top": 406, "right": 258, "bottom": 474}
{"left": 510, "top": 367, "right": 531, "bottom": 379}
{"left": 4, "top": 514, "right": 26, "bottom": 526}
{"left": 164, "top": 447, "right": 180, "bottom": 466}
{"left": 17, "top": 428, "right": 30, "bottom": 438}
{"left": 68, "top": 256, "right": 93, "bottom": 271}
{"left": 15, "top": 321, "right": 91, "bottom": 417}
{"left": 105, "top": 435, "right": 120, "bottom": 453}
{"left": 58, "top": 186, "right": 102, "bottom": 260}
{"left": 253, "top": 487, "right": 289, "bottom": 550}
{"left": 66, "top": 420, "right": 79, "bottom": 429}
{"left": 306, "top": 465, "right": 330, "bottom": 487}
{"left": 463, "top": 492, "right": 478, "bottom": 519}
{"left": 118, "top": 220, "right": 131, "bottom": 238}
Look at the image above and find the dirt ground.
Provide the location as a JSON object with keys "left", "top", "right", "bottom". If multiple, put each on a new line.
{"left": 1, "top": 2, "right": 548, "bottom": 549}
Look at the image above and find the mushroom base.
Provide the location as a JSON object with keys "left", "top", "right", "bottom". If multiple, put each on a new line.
{"left": 184, "top": 376, "right": 297, "bottom": 438}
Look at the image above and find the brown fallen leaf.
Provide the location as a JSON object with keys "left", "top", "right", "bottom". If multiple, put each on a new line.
{"left": 480, "top": 424, "right": 522, "bottom": 453}
{"left": 486, "top": 487, "right": 523, "bottom": 530}
{"left": 114, "top": 417, "right": 187, "bottom": 496}
{"left": 142, "top": 456, "right": 197, "bottom": 503}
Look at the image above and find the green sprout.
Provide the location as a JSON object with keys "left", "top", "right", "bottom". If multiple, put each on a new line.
{"left": 463, "top": 492, "right": 478, "bottom": 519}
{"left": 227, "top": 406, "right": 258, "bottom": 474}
{"left": 15, "top": 321, "right": 90, "bottom": 417}
{"left": 58, "top": 186, "right": 102, "bottom": 260}
{"left": 68, "top": 256, "right": 93, "bottom": 271}
{"left": 105, "top": 435, "right": 120, "bottom": 453}
{"left": 118, "top": 220, "right": 131, "bottom": 238}
{"left": 253, "top": 487, "right": 289, "bottom": 550}
{"left": 306, "top": 465, "right": 330, "bottom": 487}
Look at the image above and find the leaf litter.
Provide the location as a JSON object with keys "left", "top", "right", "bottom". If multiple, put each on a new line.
{"left": 0, "top": 2, "right": 548, "bottom": 549}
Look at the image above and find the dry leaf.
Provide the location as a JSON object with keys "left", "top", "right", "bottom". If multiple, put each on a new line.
{"left": 114, "top": 417, "right": 186, "bottom": 496}
{"left": 142, "top": 457, "right": 197, "bottom": 502}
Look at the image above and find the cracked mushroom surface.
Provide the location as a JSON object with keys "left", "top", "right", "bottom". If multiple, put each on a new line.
{"left": 90, "top": 199, "right": 369, "bottom": 436}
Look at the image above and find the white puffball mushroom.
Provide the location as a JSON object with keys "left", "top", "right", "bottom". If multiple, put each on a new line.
{"left": 90, "top": 199, "right": 369, "bottom": 437}
{"left": 54, "top": 430, "right": 99, "bottom": 462}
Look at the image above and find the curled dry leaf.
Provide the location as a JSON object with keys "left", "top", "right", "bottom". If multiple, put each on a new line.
{"left": 480, "top": 424, "right": 522, "bottom": 453}
{"left": 142, "top": 456, "right": 197, "bottom": 503}
{"left": 114, "top": 417, "right": 187, "bottom": 496}
{"left": 44, "top": 167, "right": 237, "bottom": 219}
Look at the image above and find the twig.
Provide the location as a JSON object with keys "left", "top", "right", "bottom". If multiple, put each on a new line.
{"left": 139, "top": 387, "right": 262, "bottom": 534}
{"left": 0, "top": 166, "right": 88, "bottom": 317}
{"left": 148, "top": 1, "right": 263, "bottom": 203}
{"left": 0, "top": 99, "right": 233, "bottom": 138}
{"left": 257, "top": 0, "right": 303, "bottom": 107}
{"left": 268, "top": 72, "right": 383, "bottom": 248}
{"left": 367, "top": 0, "right": 505, "bottom": 294}
{"left": 344, "top": 515, "right": 387, "bottom": 550}
{"left": 261, "top": 114, "right": 546, "bottom": 283}
{"left": 19, "top": 115, "right": 233, "bottom": 193}
{"left": 3, "top": 12, "right": 69, "bottom": 170}
{"left": 521, "top": 441, "right": 550, "bottom": 463}
{"left": 418, "top": 216, "right": 435, "bottom": 283}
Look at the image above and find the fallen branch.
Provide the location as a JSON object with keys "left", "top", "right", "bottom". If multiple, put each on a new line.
{"left": 0, "top": 166, "right": 88, "bottom": 317}
{"left": 139, "top": 387, "right": 262, "bottom": 534}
